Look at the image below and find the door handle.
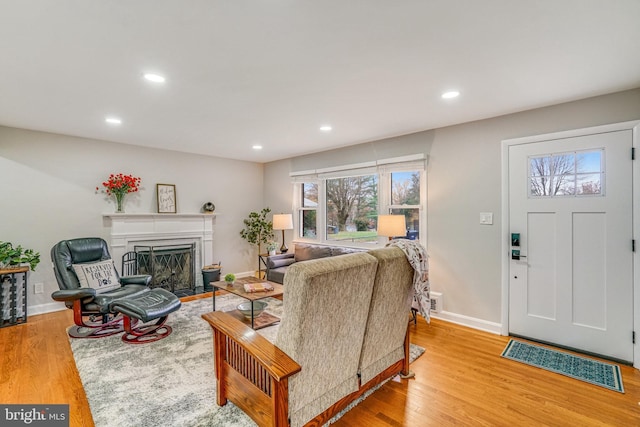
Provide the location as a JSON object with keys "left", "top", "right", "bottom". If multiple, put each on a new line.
{"left": 511, "top": 233, "right": 526, "bottom": 260}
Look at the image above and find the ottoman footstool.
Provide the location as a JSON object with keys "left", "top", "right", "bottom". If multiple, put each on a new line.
{"left": 110, "top": 288, "right": 181, "bottom": 344}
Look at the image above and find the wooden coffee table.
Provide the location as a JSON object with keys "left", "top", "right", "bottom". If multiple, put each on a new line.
{"left": 210, "top": 276, "right": 283, "bottom": 329}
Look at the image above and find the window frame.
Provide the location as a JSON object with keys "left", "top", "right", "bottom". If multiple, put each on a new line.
{"left": 299, "top": 183, "right": 318, "bottom": 239}
{"left": 291, "top": 159, "right": 427, "bottom": 248}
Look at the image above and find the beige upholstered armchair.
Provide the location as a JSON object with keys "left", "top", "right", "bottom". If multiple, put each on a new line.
{"left": 202, "top": 247, "right": 415, "bottom": 427}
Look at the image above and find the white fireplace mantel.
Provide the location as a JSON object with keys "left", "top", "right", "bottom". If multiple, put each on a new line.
{"left": 103, "top": 213, "right": 216, "bottom": 286}
{"left": 103, "top": 213, "right": 217, "bottom": 220}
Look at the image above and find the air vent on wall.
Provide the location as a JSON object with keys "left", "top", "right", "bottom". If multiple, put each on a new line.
{"left": 430, "top": 292, "right": 442, "bottom": 313}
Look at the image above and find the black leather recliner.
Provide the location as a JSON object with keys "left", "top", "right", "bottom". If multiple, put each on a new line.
{"left": 51, "top": 237, "right": 151, "bottom": 338}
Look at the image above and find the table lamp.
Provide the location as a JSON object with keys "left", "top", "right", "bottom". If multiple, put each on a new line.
{"left": 377, "top": 215, "right": 406, "bottom": 241}
{"left": 273, "top": 213, "right": 294, "bottom": 253}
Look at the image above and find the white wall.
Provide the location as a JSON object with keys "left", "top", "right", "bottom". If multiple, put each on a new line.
{"left": 3, "top": 88, "right": 639, "bottom": 322}
{"left": 0, "top": 126, "right": 264, "bottom": 314}
{"left": 262, "top": 158, "right": 296, "bottom": 250}
{"left": 264, "top": 88, "right": 640, "bottom": 329}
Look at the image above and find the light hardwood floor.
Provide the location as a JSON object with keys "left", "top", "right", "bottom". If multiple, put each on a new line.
{"left": 1, "top": 293, "right": 639, "bottom": 426}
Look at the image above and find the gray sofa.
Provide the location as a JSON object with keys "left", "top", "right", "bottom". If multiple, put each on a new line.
{"left": 265, "top": 243, "right": 364, "bottom": 283}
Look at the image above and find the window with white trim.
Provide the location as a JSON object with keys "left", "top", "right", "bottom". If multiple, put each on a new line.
{"left": 292, "top": 157, "right": 426, "bottom": 247}
{"left": 389, "top": 171, "right": 421, "bottom": 240}
{"left": 325, "top": 173, "right": 378, "bottom": 242}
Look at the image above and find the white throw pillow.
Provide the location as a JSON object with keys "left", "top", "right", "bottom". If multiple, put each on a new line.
{"left": 72, "top": 260, "right": 120, "bottom": 294}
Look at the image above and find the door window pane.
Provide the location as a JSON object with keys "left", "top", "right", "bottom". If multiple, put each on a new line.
{"left": 555, "top": 175, "right": 576, "bottom": 196}
{"left": 530, "top": 157, "right": 551, "bottom": 177}
{"left": 577, "top": 173, "right": 602, "bottom": 195}
{"left": 529, "top": 149, "right": 603, "bottom": 197}
{"left": 576, "top": 151, "right": 602, "bottom": 173}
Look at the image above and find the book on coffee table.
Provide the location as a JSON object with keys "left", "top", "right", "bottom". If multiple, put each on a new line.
{"left": 243, "top": 282, "right": 274, "bottom": 293}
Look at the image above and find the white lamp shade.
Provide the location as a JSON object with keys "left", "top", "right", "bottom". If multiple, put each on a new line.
{"left": 377, "top": 215, "right": 406, "bottom": 237}
{"left": 273, "top": 213, "right": 294, "bottom": 230}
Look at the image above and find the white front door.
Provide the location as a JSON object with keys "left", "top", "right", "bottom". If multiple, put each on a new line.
{"left": 508, "top": 129, "right": 634, "bottom": 362}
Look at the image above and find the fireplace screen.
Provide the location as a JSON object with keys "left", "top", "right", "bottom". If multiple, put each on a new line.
{"left": 133, "top": 244, "right": 195, "bottom": 296}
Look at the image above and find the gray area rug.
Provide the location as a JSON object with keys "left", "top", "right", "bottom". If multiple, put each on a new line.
{"left": 70, "top": 295, "right": 425, "bottom": 427}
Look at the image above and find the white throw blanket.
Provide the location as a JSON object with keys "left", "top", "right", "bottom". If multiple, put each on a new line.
{"left": 387, "top": 239, "right": 430, "bottom": 323}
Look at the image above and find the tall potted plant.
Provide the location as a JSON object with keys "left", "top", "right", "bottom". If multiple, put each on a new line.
{"left": 240, "top": 207, "right": 274, "bottom": 272}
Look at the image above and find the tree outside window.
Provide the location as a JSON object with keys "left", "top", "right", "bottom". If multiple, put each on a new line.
{"left": 294, "top": 161, "right": 426, "bottom": 246}
{"left": 326, "top": 175, "right": 378, "bottom": 242}
{"left": 300, "top": 183, "right": 318, "bottom": 238}
{"left": 529, "top": 150, "right": 603, "bottom": 197}
{"left": 389, "top": 171, "right": 420, "bottom": 239}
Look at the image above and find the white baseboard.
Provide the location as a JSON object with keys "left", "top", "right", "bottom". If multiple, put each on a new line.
{"left": 33, "top": 293, "right": 503, "bottom": 338}
{"left": 28, "top": 301, "right": 67, "bottom": 316}
{"left": 431, "top": 310, "right": 502, "bottom": 335}
{"left": 237, "top": 270, "right": 259, "bottom": 278}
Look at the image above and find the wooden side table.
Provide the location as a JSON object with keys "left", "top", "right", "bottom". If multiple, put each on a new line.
{"left": 0, "top": 266, "right": 28, "bottom": 327}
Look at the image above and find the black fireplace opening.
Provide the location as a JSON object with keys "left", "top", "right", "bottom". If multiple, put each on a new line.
{"left": 131, "top": 243, "right": 196, "bottom": 297}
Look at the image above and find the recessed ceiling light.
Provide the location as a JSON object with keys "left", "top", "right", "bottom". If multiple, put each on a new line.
{"left": 319, "top": 125, "right": 332, "bottom": 132}
{"left": 143, "top": 73, "right": 166, "bottom": 83}
{"left": 252, "top": 145, "right": 263, "bottom": 150}
{"left": 441, "top": 90, "right": 460, "bottom": 99}
{"left": 105, "top": 117, "right": 122, "bottom": 125}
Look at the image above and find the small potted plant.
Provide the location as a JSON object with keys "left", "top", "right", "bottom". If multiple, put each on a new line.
{"left": 0, "top": 241, "right": 40, "bottom": 271}
{"left": 266, "top": 240, "right": 278, "bottom": 256}
{"left": 224, "top": 273, "right": 236, "bottom": 285}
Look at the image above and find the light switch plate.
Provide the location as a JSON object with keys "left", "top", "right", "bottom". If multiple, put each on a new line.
{"left": 480, "top": 212, "right": 493, "bottom": 225}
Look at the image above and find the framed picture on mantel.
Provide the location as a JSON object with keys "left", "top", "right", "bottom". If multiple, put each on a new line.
{"left": 156, "top": 184, "right": 177, "bottom": 213}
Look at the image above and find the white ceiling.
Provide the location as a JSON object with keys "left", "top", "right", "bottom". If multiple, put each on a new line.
{"left": 1, "top": 1, "right": 639, "bottom": 163}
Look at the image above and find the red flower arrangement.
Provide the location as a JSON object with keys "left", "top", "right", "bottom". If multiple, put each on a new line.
{"left": 96, "top": 173, "right": 141, "bottom": 212}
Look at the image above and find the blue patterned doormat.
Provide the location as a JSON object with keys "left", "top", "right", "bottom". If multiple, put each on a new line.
{"left": 501, "top": 340, "right": 624, "bottom": 393}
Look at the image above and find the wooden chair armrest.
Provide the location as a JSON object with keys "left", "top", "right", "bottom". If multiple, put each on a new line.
{"left": 202, "top": 311, "right": 301, "bottom": 426}
{"left": 201, "top": 311, "right": 301, "bottom": 381}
